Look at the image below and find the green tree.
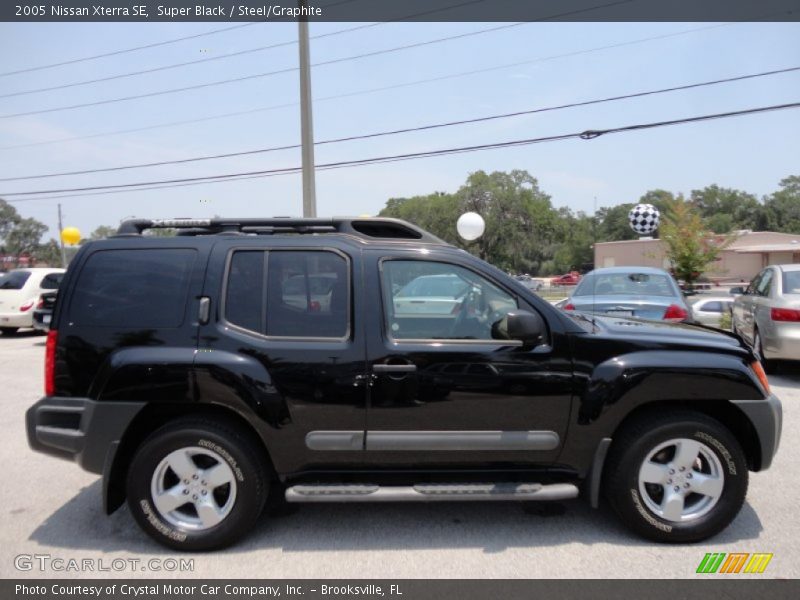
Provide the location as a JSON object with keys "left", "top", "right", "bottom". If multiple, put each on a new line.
{"left": 659, "top": 196, "right": 732, "bottom": 288}
{"left": 89, "top": 225, "right": 118, "bottom": 240}
{"left": 764, "top": 175, "right": 800, "bottom": 234}
{"left": 690, "top": 184, "right": 765, "bottom": 233}
{"left": 4, "top": 217, "right": 47, "bottom": 257}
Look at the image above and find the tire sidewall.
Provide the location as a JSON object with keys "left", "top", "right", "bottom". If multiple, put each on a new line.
{"left": 127, "top": 424, "right": 265, "bottom": 551}
{"left": 611, "top": 420, "right": 747, "bottom": 542}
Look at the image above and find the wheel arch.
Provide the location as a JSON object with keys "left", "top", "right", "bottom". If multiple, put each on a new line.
{"left": 104, "top": 402, "right": 275, "bottom": 514}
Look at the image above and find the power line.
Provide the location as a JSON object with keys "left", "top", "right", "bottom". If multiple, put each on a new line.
{"left": 4, "top": 101, "right": 797, "bottom": 201}
{"left": 0, "top": 23, "right": 382, "bottom": 100}
{"left": 0, "top": 0, "right": 636, "bottom": 118}
{"left": 0, "top": 23, "right": 259, "bottom": 78}
{"left": 0, "top": 0, "right": 503, "bottom": 99}
{"left": 0, "top": 23, "right": 528, "bottom": 119}
{"left": 0, "top": 21, "right": 736, "bottom": 150}
{"left": 0, "top": 0, "right": 364, "bottom": 78}
{"left": 3, "top": 65, "right": 797, "bottom": 183}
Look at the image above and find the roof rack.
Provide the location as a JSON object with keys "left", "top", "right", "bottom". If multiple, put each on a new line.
{"left": 115, "top": 217, "right": 448, "bottom": 244}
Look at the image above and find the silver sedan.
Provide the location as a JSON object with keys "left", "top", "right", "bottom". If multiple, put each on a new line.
{"left": 732, "top": 263, "right": 800, "bottom": 371}
{"left": 690, "top": 296, "right": 734, "bottom": 328}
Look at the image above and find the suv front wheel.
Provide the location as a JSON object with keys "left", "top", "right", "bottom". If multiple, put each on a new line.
{"left": 604, "top": 411, "right": 748, "bottom": 543}
{"left": 126, "top": 417, "right": 268, "bottom": 551}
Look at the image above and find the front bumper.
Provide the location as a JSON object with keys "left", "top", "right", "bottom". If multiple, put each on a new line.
{"left": 731, "top": 393, "right": 782, "bottom": 471}
{"left": 26, "top": 396, "right": 145, "bottom": 474}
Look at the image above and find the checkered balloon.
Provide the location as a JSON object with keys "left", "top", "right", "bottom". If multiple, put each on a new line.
{"left": 628, "top": 203, "right": 660, "bottom": 235}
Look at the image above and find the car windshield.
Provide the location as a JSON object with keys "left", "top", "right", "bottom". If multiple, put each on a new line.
{"left": 573, "top": 272, "right": 675, "bottom": 297}
{"left": 398, "top": 276, "right": 470, "bottom": 298}
{"left": 0, "top": 270, "right": 31, "bottom": 290}
{"left": 783, "top": 271, "right": 800, "bottom": 295}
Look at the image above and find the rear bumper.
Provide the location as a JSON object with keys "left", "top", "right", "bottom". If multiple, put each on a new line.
{"left": 0, "top": 312, "right": 33, "bottom": 328}
{"left": 764, "top": 330, "right": 800, "bottom": 361}
{"left": 32, "top": 309, "right": 51, "bottom": 332}
{"left": 26, "top": 396, "right": 145, "bottom": 474}
{"left": 731, "top": 394, "right": 782, "bottom": 471}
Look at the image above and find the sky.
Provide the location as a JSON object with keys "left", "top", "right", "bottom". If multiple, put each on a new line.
{"left": 0, "top": 18, "right": 798, "bottom": 240}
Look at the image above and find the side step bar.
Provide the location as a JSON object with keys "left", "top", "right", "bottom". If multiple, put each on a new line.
{"left": 285, "top": 482, "right": 579, "bottom": 503}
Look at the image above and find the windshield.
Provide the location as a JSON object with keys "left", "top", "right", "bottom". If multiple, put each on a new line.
{"left": 573, "top": 271, "right": 676, "bottom": 297}
{"left": 784, "top": 271, "right": 800, "bottom": 295}
{"left": 0, "top": 270, "right": 31, "bottom": 290}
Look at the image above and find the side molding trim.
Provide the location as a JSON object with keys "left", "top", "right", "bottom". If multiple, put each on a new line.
{"left": 305, "top": 431, "right": 365, "bottom": 451}
{"left": 365, "top": 430, "right": 560, "bottom": 451}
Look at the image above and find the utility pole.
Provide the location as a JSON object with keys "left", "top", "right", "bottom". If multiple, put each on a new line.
{"left": 57, "top": 203, "right": 66, "bottom": 268}
{"left": 298, "top": 0, "right": 317, "bottom": 217}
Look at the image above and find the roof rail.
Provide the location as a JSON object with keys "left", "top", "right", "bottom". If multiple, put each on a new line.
{"left": 115, "top": 217, "right": 448, "bottom": 244}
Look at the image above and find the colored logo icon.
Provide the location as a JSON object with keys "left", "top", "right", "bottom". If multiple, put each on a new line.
{"left": 696, "top": 553, "right": 773, "bottom": 574}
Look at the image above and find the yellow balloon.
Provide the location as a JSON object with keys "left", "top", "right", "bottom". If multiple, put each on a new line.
{"left": 61, "top": 227, "right": 81, "bottom": 245}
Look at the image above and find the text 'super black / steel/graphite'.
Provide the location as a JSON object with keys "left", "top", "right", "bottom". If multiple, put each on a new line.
{"left": 26, "top": 217, "right": 782, "bottom": 551}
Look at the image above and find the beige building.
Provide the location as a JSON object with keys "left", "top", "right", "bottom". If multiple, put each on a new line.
{"left": 594, "top": 231, "right": 800, "bottom": 282}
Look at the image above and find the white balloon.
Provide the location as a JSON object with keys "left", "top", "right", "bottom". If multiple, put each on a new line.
{"left": 457, "top": 212, "right": 485, "bottom": 241}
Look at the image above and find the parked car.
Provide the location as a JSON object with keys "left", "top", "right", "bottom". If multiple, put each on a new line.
{"left": 690, "top": 296, "right": 735, "bottom": 328}
{"left": 729, "top": 286, "right": 746, "bottom": 296}
{"left": 32, "top": 291, "right": 59, "bottom": 332}
{"left": 551, "top": 271, "right": 581, "bottom": 286}
{"left": 732, "top": 264, "right": 800, "bottom": 372}
{"left": 513, "top": 275, "right": 545, "bottom": 292}
{"left": 27, "top": 217, "right": 780, "bottom": 550}
{"left": 0, "top": 268, "right": 64, "bottom": 335}
{"left": 563, "top": 266, "right": 692, "bottom": 322}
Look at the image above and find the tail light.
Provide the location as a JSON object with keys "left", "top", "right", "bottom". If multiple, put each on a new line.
{"left": 563, "top": 303, "right": 575, "bottom": 311}
{"left": 751, "top": 360, "right": 770, "bottom": 394}
{"left": 771, "top": 307, "right": 800, "bottom": 322}
{"left": 308, "top": 300, "right": 321, "bottom": 312}
{"left": 663, "top": 304, "right": 689, "bottom": 321}
{"left": 36, "top": 297, "right": 45, "bottom": 309}
{"left": 19, "top": 300, "right": 34, "bottom": 312}
{"left": 45, "top": 330, "right": 57, "bottom": 396}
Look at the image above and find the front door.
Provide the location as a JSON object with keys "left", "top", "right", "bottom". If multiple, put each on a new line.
{"left": 362, "top": 252, "right": 573, "bottom": 469}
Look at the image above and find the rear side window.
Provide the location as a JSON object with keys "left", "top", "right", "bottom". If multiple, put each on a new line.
{"left": 70, "top": 249, "right": 196, "bottom": 327}
{"left": 701, "top": 301, "right": 723, "bottom": 313}
{"left": 0, "top": 270, "right": 31, "bottom": 290}
{"left": 40, "top": 272, "right": 64, "bottom": 290}
{"left": 224, "top": 249, "right": 349, "bottom": 339}
{"left": 783, "top": 271, "right": 800, "bottom": 295}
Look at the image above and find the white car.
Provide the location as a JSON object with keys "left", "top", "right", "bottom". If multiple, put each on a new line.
{"left": 690, "top": 296, "right": 734, "bottom": 328}
{"left": 0, "top": 268, "right": 65, "bottom": 334}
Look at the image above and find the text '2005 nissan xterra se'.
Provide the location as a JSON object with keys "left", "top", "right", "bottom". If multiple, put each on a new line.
{"left": 27, "top": 217, "right": 781, "bottom": 550}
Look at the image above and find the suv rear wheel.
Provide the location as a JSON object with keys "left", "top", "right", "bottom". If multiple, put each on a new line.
{"left": 126, "top": 417, "right": 268, "bottom": 551}
{"left": 604, "top": 411, "right": 748, "bottom": 543}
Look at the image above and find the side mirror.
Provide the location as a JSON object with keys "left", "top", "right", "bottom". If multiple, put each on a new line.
{"left": 492, "top": 310, "right": 546, "bottom": 347}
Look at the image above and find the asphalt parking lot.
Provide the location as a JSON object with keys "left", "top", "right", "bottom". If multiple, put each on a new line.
{"left": 1, "top": 332, "right": 798, "bottom": 579}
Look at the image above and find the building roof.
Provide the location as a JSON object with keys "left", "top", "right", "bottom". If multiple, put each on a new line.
{"left": 733, "top": 243, "right": 800, "bottom": 253}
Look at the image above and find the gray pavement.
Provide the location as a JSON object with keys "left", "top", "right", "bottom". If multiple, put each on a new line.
{"left": 1, "top": 331, "right": 798, "bottom": 579}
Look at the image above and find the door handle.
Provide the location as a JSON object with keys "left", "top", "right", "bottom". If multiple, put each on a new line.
{"left": 373, "top": 364, "right": 417, "bottom": 373}
{"left": 198, "top": 297, "right": 211, "bottom": 325}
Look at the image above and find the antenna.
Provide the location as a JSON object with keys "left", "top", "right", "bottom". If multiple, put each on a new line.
{"left": 592, "top": 195, "right": 598, "bottom": 328}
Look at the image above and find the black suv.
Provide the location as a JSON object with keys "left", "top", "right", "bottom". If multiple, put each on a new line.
{"left": 27, "top": 218, "right": 782, "bottom": 551}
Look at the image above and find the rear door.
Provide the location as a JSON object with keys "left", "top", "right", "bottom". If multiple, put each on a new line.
{"left": 362, "top": 250, "right": 573, "bottom": 469}
{"left": 197, "top": 239, "right": 368, "bottom": 474}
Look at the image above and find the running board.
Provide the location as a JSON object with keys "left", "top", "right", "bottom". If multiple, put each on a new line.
{"left": 285, "top": 482, "right": 579, "bottom": 503}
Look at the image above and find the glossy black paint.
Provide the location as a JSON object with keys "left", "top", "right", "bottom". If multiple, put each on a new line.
{"left": 34, "top": 226, "right": 776, "bottom": 500}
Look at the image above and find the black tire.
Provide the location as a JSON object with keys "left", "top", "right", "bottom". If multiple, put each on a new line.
{"left": 0, "top": 327, "right": 18, "bottom": 335}
{"left": 126, "top": 417, "right": 269, "bottom": 551}
{"left": 604, "top": 410, "right": 748, "bottom": 543}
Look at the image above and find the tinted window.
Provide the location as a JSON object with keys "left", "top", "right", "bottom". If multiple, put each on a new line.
{"left": 0, "top": 270, "right": 31, "bottom": 290}
{"left": 225, "top": 251, "right": 265, "bottom": 333}
{"left": 782, "top": 271, "right": 800, "bottom": 295}
{"left": 40, "top": 272, "right": 64, "bottom": 290}
{"left": 574, "top": 272, "right": 676, "bottom": 297}
{"left": 70, "top": 249, "right": 196, "bottom": 327}
{"left": 382, "top": 261, "right": 517, "bottom": 340}
{"left": 266, "top": 251, "right": 349, "bottom": 338}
